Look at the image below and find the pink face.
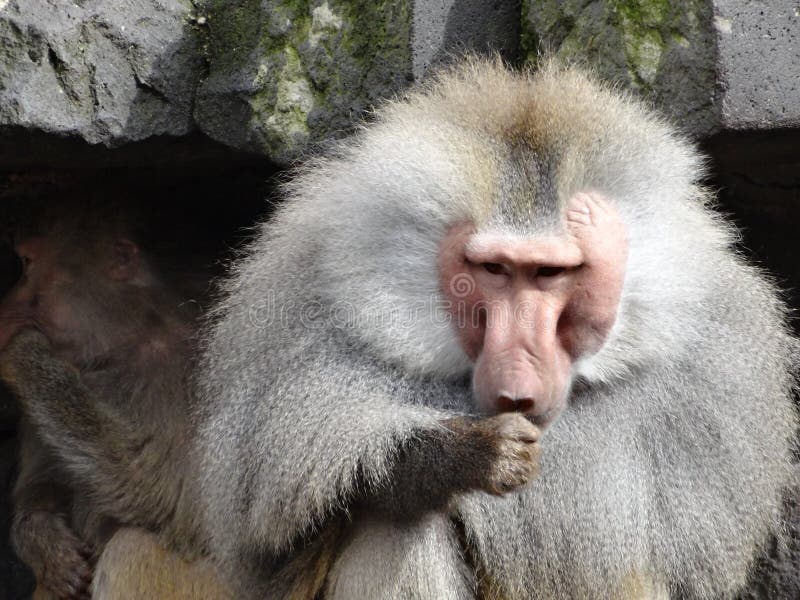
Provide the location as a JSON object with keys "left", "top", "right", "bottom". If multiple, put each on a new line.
{"left": 439, "top": 191, "right": 628, "bottom": 427}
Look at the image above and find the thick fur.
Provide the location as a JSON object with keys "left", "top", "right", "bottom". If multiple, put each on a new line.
{"left": 1, "top": 228, "right": 231, "bottom": 598}
{"left": 196, "top": 59, "right": 798, "bottom": 599}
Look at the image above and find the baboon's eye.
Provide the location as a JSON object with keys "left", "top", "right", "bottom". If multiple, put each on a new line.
{"left": 482, "top": 262, "right": 507, "bottom": 275}
{"left": 537, "top": 266, "right": 566, "bottom": 278}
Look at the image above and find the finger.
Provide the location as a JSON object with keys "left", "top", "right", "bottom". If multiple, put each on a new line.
{"left": 567, "top": 209, "right": 592, "bottom": 225}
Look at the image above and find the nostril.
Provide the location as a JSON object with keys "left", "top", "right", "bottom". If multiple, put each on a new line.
{"left": 497, "top": 396, "right": 515, "bottom": 412}
{"left": 497, "top": 396, "right": 535, "bottom": 413}
{"left": 515, "top": 397, "right": 535, "bottom": 412}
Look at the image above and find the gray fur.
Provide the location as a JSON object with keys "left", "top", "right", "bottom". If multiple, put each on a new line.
{"left": 196, "top": 59, "right": 798, "bottom": 599}
{"left": 326, "top": 514, "right": 477, "bottom": 599}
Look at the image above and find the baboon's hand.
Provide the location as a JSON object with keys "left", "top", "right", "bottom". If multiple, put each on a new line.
{"left": 20, "top": 511, "right": 93, "bottom": 600}
{"left": 0, "top": 329, "right": 55, "bottom": 388}
{"left": 478, "top": 413, "right": 542, "bottom": 495}
{"left": 446, "top": 413, "right": 542, "bottom": 496}
{"left": 45, "top": 522, "right": 93, "bottom": 600}
{"left": 0, "top": 329, "right": 79, "bottom": 405}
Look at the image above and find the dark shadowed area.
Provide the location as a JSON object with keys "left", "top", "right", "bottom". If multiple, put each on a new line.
{"left": 0, "top": 140, "right": 277, "bottom": 599}
{"left": 703, "top": 128, "right": 800, "bottom": 599}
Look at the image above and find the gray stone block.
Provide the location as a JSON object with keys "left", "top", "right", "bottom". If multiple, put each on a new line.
{"left": 522, "top": 0, "right": 800, "bottom": 137}
{"left": 0, "top": 0, "right": 203, "bottom": 146}
{"left": 0, "top": 1, "right": 795, "bottom": 160}
{"left": 714, "top": 1, "right": 800, "bottom": 130}
{"left": 522, "top": 0, "right": 719, "bottom": 136}
{"left": 194, "top": 0, "right": 413, "bottom": 163}
{"left": 412, "top": 0, "right": 521, "bottom": 80}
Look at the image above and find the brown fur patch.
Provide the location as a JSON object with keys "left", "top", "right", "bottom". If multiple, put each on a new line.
{"left": 287, "top": 521, "right": 345, "bottom": 600}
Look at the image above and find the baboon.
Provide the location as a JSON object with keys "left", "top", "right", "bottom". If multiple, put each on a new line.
{"left": 196, "top": 59, "right": 798, "bottom": 599}
{"left": 0, "top": 205, "right": 230, "bottom": 599}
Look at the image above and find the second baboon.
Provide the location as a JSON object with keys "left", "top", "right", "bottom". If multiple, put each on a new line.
{"left": 0, "top": 205, "right": 230, "bottom": 599}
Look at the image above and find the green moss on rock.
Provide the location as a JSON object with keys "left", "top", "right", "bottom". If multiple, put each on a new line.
{"left": 612, "top": 0, "right": 669, "bottom": 85}
{"left": 195, "top": 0, "right": 412, "bottom": 162}
{"left": 522, "top": 0, "right": 717, "bottom": 135}
{"left": 252, "top": 45, "right": 313, "bottom": 152}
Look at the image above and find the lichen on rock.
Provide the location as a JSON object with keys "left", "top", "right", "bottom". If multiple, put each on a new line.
{"left": 522, "top": 0, "right": 718, "bottom": 136}
{"left": 194, "top": 0, "right": 412, "bottom": 163}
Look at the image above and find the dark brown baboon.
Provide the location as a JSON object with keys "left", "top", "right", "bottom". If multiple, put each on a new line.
{"left": 0, "top": 204, "right": 230, "bottom": 599}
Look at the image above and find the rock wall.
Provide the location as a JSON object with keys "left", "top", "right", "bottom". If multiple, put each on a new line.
{"left": 0, "top": 1, "right": 798, "bottom": 598}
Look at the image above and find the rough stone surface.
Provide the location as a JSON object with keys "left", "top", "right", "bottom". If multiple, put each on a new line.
{"left": 522, "top": 0, "right": 800, "bottom": 137}
{"left": 0, "top": 0, "right": 797, "bottom": 163}
{"left": 194, "top": 0, "right": 413, "bottom": 162}
{"left": 714, "top": 1, "right": 800, "bottom": 129}
{"left": 412, "top": 0, "right": 521, "bottom": 80}
{"left": 522, "top": 0, "right": 718, "bottom": 136}
{"left": 0, "top": 0, "right": 203, "bottom": 147}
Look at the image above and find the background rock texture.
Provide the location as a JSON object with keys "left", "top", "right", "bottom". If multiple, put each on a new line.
{"left": 0, "top": 0, "right": 798, "bottom": 598}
